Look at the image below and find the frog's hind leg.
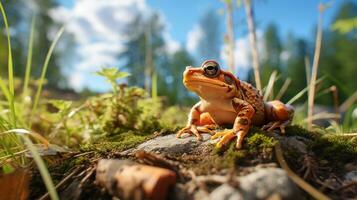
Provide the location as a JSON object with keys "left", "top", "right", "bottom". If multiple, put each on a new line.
{"left": 262, "top": 100, "right": 294, "bottom": 134}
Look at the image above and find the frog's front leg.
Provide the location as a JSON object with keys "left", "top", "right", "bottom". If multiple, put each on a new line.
{"left": 176, "top": 102, "right": 217, "bottom": 140}
{"left": 212, "top": 98, "right": 255, "bottom": 149}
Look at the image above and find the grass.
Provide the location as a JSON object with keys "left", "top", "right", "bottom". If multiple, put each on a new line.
{"left": 22, "top": 17, "right": 36, "bottom": 99}
{"left": 0, "top": 2, "right": 65, "bottom": 199}
{"left": 0, "top": 2, "right": 16, "bottom": 126}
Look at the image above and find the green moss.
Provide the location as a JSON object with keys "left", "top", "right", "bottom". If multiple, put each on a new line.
{"left": 311, "top": 134, "right": 357, "bottom": 164}
{"left": 284, "top": 125, "right": 357, "bottom": 167}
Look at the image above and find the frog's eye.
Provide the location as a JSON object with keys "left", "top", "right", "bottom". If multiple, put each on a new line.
{"left": 202, "top": 61, "right": 220, "bottom": 78}
{"left": 224, "top": 75, "right": 234, "bottom": 85}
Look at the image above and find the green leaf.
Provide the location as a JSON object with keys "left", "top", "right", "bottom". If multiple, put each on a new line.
{"left": 49, "top": 100, "right": 72, "bottom": 113}
{"left": 96, "top": 67, "right": 130, "bottom": 82}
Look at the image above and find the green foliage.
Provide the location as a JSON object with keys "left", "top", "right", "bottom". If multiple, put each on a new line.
{"left": 96, "top": 67, "right": 130, "bottom": 94}
{"left": 332, "top": 17, "right": 357, "bottom": 34}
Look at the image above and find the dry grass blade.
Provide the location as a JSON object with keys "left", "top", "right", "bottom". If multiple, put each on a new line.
{"left": 274, "top": 142, "right": 331, "bottom": 200}
{"left": 244, "top": 0, "right": 262, "bottom": 91}
{"left": 1, "top": 129, "right": 49, "bottom": 148}
{"left": 287, "top": 77, "right": 324, "bottom": 105}
{"left": 339, "top": 90, "right": 357, "bottom": 112}
{"left": 263, "top": 71, "right": 278, "bottom": 101}
{"left": 303, "top": 112, "right": 340, "bottom": 123}
{"left": 275, "top": 78, "right": 291, "bottom": 100}
{"left": 308, "top": 3, "right": 326, "bottom": 130}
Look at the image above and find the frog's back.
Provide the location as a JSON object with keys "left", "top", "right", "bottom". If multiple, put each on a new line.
{"left": 238, "top": 80, "right": 265, "bottom": 125}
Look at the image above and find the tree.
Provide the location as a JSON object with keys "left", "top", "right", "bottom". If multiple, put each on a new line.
{"left": 158, "top": 48, "right": 196, "bottom": 105}
{"left": 197, "top": 9, "right": 222, "bottom": 61}
{"left": 261, "top": 23, "right": 282, "bottom": 86}
{"left": 283, "top": 35, "right": 310, "bottom": 103}
{"left": 121, "top": 12, "right": 165, "bottom": 91}
{"left": 318, "top": 1, "right": 357, "bottom": 104}
{"left": 0, "top": 0, "right": 68, "bottom": 88}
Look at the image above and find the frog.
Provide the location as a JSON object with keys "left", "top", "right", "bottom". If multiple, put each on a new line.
{"left": 176, "top": 60, "right": 294, "bottom": 149}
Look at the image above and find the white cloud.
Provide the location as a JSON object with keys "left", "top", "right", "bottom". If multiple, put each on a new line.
{"left": 49, "top": 0, "right": 179, "bottom": 91}
{"left": 186, "top": 25, "right": 203, "bottom": 55}
{"left": 220, "top": 30, "right": 264, "bottom": 78}
{"left": 163, "top": 32, "right": 180, "bottom": 54}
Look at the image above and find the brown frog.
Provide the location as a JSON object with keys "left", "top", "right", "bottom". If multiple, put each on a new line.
{"left": 177, "top": 60, "right": 294, "bottom": 149}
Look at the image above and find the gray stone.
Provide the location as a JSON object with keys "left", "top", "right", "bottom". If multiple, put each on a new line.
{"left": 123, "top": 133, "right": 212, "bottom": 155}
{"left": 239, "top": 168, "right": 301, "bottom": 200}
{"left": 278, "top": 135, "right": 309, "bottom": 154}
{"left": 209, "top": 184, "right": 243, "bottom": 200}
{"left": 344, "top": 171, "right": 357, "bottom": 182}
{"left": 209, "top": 168, "right": 301, "bottom": 200}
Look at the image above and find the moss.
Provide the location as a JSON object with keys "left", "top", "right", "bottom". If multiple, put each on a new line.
{"left": 311, "top": 134, "right": 357, "bottom": 164}
{"left": 284, "top": 125, "right": 320, "bottom": 139}
{"left": 209, "top": 128, "right": 278, "bottom": 169}
{"left": 284, "top": 125, "right": 357, "bottom": 168}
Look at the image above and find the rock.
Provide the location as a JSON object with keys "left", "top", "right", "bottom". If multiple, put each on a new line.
{"left": 209, "top": 168, "right": 301, "bottom": 200}
{"left": 344, "top": 171, "right": 357, "bottom": 182}
{"left": 124, "top": 133, "right": 212, "bottom": 155}
{"left": 278, "top": 135, "right": 308, "bottom": 154}
{"left": 239, "top": 168, "right": 300, "bottom": 200}
{"left": 96, "top": 159, "right": 177, "bottom": 200}
{"left": 209, "top": 184, "right": 243, "bottom": 200}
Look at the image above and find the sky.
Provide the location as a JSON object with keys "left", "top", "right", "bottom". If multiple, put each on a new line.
{"left": 54, "top": 0, "right": 344, "bottom": 92}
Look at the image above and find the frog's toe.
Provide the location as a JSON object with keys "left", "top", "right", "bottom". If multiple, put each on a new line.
{"left": 213, "top": 130, "right": 236, "bottom": 148}
{"left": 176, "top": 126, "right": 191, "bottom": 138}
{"left": 262, "top": 120, "right": 291, "bottom": 135}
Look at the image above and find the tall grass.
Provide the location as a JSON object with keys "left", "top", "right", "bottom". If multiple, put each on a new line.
{"left": 31, "top": 26, "right": 65, "bottom": 123}
{"left": 0, "top": 2, "right": 64, "bottom": 199}
{"left": 0, "top": 2, "right": 16, "bottom": 126}
{"left": 23, "top": 17, "right": 36, "bottom": 98}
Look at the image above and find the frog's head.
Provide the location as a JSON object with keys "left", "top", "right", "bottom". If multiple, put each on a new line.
{"left": 183, "top": 60, "right": 239, "bottom": 100}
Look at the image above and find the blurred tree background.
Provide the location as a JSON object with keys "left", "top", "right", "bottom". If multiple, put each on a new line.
{"left": 0, "top": 0, "right": 356, "bottom": 107}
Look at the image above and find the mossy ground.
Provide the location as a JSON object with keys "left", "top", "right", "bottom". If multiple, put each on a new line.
{"left": 29, "top": 124, "right": 356, "bottom": 199}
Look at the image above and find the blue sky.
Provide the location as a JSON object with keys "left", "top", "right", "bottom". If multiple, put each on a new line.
{"left": 54, "top": 0, "right": 344, "bottom": 91}
{"left": 147, "top": 0, "right": 340, "bottom": 42}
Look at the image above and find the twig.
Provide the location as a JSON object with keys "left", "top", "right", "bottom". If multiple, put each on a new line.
{"left": 38, "top": 167, "right": 82, "bottom": 200}
{"left": 274, "top": 142, "right": 331, "bottom": 200}
{"left": 337, "top": 181, "right": 357, "bottom": 191}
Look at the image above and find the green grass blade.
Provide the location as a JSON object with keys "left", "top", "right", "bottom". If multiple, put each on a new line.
{"left": 31, "top": 26, "right": 65, "bottom": 122}
{"left": 23, "top": 17, "right": 36, "bottom": 98}
{"left": 0, "top": 77, "right": 11, "bottom": 103}
{"left": 151, "top": 71, "right": 157, "bottom": 100}
{"left": 287, "top": 77, "right": 325, "bottom": 105}
{"left": 21, "top": 135, "right": 59, "bottom": 200}
{"left": 0, "top": 2, "right": 16, "bottom": 126}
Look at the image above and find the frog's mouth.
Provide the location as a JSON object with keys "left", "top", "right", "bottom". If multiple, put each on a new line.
{"left": 184, "top": 78, "right": 233, "bottom": 93}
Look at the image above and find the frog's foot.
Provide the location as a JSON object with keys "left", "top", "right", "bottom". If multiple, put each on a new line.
{"left": 211, "top": 129, "right": 247, "bottom": 149}
{"left": 176, "top": 124, "right": 217, "bottom": 141}
{"left": 261, "top": 120, "right": 291, "bottom": 134}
